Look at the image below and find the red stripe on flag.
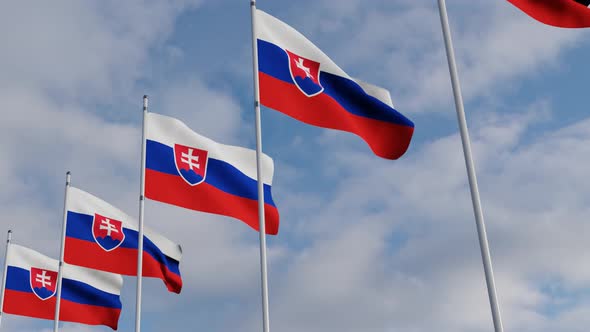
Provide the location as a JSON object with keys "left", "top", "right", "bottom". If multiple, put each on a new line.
{"left": 508, "top": 0, "right": 590, "bottom": 28}
{"left": 60, "top": 298, "right": 121, "bottom": 330}
{"left": 64, "top": 238, "right": 182, "bottom": 293}
{"left": 145, "top": 169, "right": 280, "bottom": 235}
{"left": 259, "top": 72, "right": 414, "bottom": 160}
{"left": 3, "top": 289, "right": 121, "bottom": 330}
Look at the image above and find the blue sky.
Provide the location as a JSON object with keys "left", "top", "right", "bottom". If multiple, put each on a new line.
{"left": 1, "top": 1, "right": 590, "bottom": 331}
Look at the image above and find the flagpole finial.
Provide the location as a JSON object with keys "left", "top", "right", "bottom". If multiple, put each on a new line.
{"left": 136, "top": 92, "right": 149, "bottom": 332}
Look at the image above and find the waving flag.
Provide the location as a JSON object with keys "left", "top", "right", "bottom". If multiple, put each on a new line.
{"left": 64, "top": 187, "right": 183, "bottom": 293}
{"left": 255, "top": 9, "right": 414, "bottom": 160}
{"left": 144, "top": 112, "right": 280, "bottom": 234}
{"left": 3, "top": 244, "right": 122, "bottom": 330}
{"left": 507, "top": 0, "right": 590, "bottom": 28}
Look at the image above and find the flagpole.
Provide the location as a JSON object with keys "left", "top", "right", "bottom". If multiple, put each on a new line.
{"left": 249, "top": 2, "right": 271, "bottom": 332}
{"left": 0, "top": 230, "right": 12, "bottom": 328}
{"left": 53, "top": 171, "right": 71, "bottom": 332}
{"left": 135, "top": 95, "right": 148, "bottom": 332}
{"left": 436, "top": 1, "right": 504, "bottom": 331}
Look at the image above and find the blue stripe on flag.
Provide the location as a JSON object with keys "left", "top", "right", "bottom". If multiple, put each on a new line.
{"left": 5, "top": 266, "right": 33, "bottom": 293}
{"left": 257, "top": 39, "right": 413, "bottom": 127}
{"left": 61, "top": 278, "right": 121, "bottom": 309}
{"left": 145, "top": 140, "right": 276, "bottom": 207}
{"left": 65, "top": 211, "right": 181, "bottom": 275}
{"left": 6, "top": 266, "right": 121, "bottom": 308}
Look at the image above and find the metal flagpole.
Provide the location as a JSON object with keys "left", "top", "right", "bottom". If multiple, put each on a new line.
{"left": 54, "top": 171, "right": 71, "bottom": 332}
{"left": 0, "top": 230, "right": 12, "bottom": 328}
{"left": 436, "top": 1, "right": 504, "bottom": 331}
{"left": 135, "top": 95, "right": 148, "bottom": 332}
{"left": 249, "top": 2, "right": 271, "bottom": 332}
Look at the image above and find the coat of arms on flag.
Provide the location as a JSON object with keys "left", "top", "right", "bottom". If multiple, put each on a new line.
{"left": 145, "top": 113, "right": 280, "bottom": 234}
{"left": 29, "top": 267, "right": 58, "bottom": 300}
{"left": 173, "top": 143, "right": 209, "bottom": 186}
{"left": 286, "top": 50, "right": 323, "bottom": 97}
{"left": 92, "top": 213, "right": 125, "bottom": 251}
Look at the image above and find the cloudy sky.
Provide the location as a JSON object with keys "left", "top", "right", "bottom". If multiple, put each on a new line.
{"left": 1, "top": 0, "right": 590, "bottom": 331}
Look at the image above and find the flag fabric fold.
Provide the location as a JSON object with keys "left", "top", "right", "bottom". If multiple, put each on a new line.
{"left": 255, "top": 9, "right": 415, "bottom": 160}
{"left": 507, "top": 0, "right": 590, "bottom": 28}
{"left": 64, "top": 187, "right": 183, "bottom": 293}
{"left": 144, "top": 112, "right": 280, "bottom": 235}
{"left": 3, "top": 244, "right": 123, "bottom": 330}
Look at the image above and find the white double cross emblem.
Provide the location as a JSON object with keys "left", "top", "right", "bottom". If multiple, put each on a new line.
{"left": 35, "top": 270, "right": 52, "bottom": 289}
{"left": 99, "top": 218, "right": 119, "bottom": 237}
{"left": 181, "top": 148, "right": 201, "bottom": 171}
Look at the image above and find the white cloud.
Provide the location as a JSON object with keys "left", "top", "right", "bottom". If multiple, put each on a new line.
{"left": 238, "top": 107, "right": 590, "bottom": 332}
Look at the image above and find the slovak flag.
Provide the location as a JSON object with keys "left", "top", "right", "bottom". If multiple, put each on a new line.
{"left": 64, "top": 187, "right": 183, "bottom": 293}
{"left": 144, "top": 112, "right": 280, "bottom": 234}
{"left": 3, "top": 244, "right": 122, "bottom": 330}
{"left": 255, "top": 9, "right": 415, "bottom": 160}
{"left": 507, "top": 0, "right": 590, "bottom": 28}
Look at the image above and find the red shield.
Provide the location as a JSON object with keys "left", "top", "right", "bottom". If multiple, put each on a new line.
{"left": 92, "top": 213, "right": 126, "bottom": 252}
{"left": 286, "top": 50, "right": 323, "bottom": 97}
{"left": 174, "top": 144, "right": 209, "bottom": 186}
{"left": 30, "top": 267, "right": 58, "bottom": 300}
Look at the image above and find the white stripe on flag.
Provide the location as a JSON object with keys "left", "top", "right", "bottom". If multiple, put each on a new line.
{"left": 7, "top": 244, "right": 122, "bottom": 295}
{"left": 145, "top": 112, "right": 275, "bottom": 185}
{"left": 255, "top": 9, "right": 394, "bottom": 107}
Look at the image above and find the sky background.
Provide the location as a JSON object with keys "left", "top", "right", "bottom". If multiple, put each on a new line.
{"left": 1, "top": 0, "right": 590, "bottom": 331}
